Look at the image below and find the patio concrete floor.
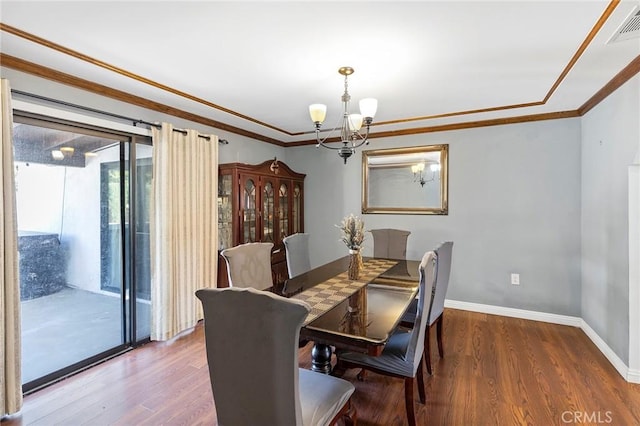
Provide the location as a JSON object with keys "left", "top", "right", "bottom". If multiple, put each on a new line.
{"left": 21, "top": 287, "right": 150, "bottom": 384}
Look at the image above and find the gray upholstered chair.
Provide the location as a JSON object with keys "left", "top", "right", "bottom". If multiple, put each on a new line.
{"left": 401, "top": 241, "right": 453, "bottom": 374}
{"left": 283, "top": 233, "right": 311, "bottom": 278}
{"left": 335, "top": 250, "right": 437, "bottom": 426}
{"left": 220, "top": 242, "right": 274, "bottom": 290}
{"left": 370, "top": 228, "right": 411, "bottom": 260}
{"left": 195, "top": 287, "right": 356, "bottom": 426}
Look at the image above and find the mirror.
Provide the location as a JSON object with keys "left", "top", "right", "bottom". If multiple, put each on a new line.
{"left": 362, "top": 144, "right": 448, "bottom": 215}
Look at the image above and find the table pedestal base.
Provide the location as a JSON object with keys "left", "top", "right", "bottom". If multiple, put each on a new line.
{"left": 311, "top": 343, "right": 332, "bottom": 374}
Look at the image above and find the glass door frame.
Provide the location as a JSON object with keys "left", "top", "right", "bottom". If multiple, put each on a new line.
{"left": 13, "top": 112, "right": 151, "bottom": 393}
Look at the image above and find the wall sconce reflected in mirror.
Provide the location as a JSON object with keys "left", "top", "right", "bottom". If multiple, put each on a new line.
{"left": 411, "top": 162, "right": 441, "bottom": 187}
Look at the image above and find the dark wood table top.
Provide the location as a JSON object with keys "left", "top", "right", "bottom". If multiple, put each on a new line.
{"left": 271, "top": 256, "right": 420, "bottom": 355}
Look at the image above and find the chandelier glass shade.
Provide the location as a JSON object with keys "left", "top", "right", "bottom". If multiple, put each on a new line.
{"left": 309, "top": 67, "right": 377, "bottom": 164}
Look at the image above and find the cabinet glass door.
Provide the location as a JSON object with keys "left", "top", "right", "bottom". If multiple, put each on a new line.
{"left": 279, "top": 182, "right": 289, "bottom": 240}
{"left": 218, "top": 174, "right": 233, "bottom": 249}
{"left": 262, "top": 180, "right": 275, "bottom": 243}
{"left": 293, "top": 183, "right": 302, "bottom": 234}
{"left": 242, "top": 177, "right": 257, "bottom": 242}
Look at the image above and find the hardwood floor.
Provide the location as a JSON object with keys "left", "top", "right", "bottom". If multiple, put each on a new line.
{"left": 3, "top": 309, "right": 640, "bottom": 425}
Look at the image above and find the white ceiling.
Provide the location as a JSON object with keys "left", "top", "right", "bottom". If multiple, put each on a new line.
{"left": 1, "top": 1, "right": 639, "bottom": 144}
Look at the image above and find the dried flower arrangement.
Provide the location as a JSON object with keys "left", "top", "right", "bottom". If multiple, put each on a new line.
{"left": 337, "top": 214, "right": 365, "bottom": 250}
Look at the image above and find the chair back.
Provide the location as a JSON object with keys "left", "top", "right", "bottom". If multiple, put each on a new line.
{"left": 221, "top": 242, "right": 274, "bottom": 290}
{"left": 405, "top": 250, "right": 437, "bottom": 372}
{"left": 283, "top": 233, "right": 311, "bottom": 278}
{"left": 429, "top": 241, "right": 453, "bottom": 325}
{"left": 195, "top": 287, "right": 310, "bottom": 425}
{"left": 371, "top": 228, "right": 411, "bottom": 259}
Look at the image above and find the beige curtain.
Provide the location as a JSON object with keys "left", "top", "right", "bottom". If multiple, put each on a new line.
{"left": 150, "top": 123, "right": 218, "bottom": 341}
{"left": 1, "top": 80, "right": 22, "bottom": 416}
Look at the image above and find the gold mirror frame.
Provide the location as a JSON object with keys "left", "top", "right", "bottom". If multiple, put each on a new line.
{"left": 362, "top": 144, "right": 448, "bottom": 215}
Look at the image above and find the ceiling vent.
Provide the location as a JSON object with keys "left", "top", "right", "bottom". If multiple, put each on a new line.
{"left": 608, "top": 5, "right": 640, "bottom": 44}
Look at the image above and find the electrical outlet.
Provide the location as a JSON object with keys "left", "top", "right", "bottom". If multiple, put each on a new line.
{"left": 511, "top": 273, "right": 520, "bottom": 285}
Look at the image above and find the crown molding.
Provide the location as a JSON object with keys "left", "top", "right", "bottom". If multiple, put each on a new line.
{"left": 578, "top": 54, "right": 640, "bottom": 115}
{"left": 0, "top": 53, "right": 286, "bottom": 147}
{"left": 2, "top": 50, "right": 638, "bottom": 147}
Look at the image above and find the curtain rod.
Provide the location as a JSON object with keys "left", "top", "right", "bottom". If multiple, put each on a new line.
{"left": 10, "top": 89, "right": 229, "bottom": 145}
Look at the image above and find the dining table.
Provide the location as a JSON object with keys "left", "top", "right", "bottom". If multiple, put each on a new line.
{"left": 271, "top": 256, "right": 421, "bottom": 374}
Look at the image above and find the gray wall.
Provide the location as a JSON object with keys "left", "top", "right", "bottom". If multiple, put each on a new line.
{"left": 581, "top": 74, "right": 640, "bottom": 365}
{"left": 286, "top": 119, "right": 583, "bottom": 316}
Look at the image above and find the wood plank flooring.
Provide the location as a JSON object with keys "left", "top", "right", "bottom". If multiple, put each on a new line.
{"left": 3, "top": 308, "right": 640, "bottom": 425}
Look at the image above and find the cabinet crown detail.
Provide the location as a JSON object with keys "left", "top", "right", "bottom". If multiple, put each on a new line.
{"left": 220, "top": 159, "right": 306, "bottom": 179}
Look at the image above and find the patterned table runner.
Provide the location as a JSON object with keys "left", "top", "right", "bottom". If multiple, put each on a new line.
{"left": 293, "top": 258, "right": 398, "bottom": 325}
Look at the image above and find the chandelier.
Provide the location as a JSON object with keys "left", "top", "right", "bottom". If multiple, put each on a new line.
{"left": 309, "top": 67, "right": 378, "bottom": 164}
{"left": 411, "top": 162, "right": 441, "bottom": 187}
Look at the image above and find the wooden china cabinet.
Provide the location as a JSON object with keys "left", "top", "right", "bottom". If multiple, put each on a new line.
{"left": 217, "top": 159, "right": 305, "bottom": 287}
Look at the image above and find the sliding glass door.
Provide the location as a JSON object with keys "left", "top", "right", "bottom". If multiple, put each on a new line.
{"left": 13, "top": 115, "right": 151, "bottom": 392}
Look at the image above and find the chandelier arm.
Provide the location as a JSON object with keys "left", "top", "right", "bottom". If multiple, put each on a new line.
{"left": 349, "top": 136, "right": 369, "bottom": 149}
{"left": 316, "top": 127, "right": 370, "bottom": 150}
{"left": 316, "top": 139, "right": 349, "bottom": 151}
{"left": 315, "top": 127, "right": 351, "bottom": 151}
{"left": 348, "top": 123, "right": 372, "bottom": 149}
{"left": 314, "top": 112, "right": 349, "bottom": 147}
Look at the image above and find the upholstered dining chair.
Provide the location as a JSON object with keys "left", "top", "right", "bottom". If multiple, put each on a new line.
{"left": 220, "top": 242, "right": 274, "bottom": 290}
{"left": 283, "top": 233, "right": 311, "bottom": 278}
{"left": 195, "top": 287, "right": 357, "bottom": 426}
{"left": 334, "top": 250, "right": 437, "bottom": 426}
{"left": 401, "top": 241, "right": 454, "bottom": 374}
{"left": 370, "top": 228, "right": 411, "bottom": 260}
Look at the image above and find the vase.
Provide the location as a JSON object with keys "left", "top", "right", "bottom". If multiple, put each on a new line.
{"left": 348, "top": 249, "right": 362, "bottom": 280}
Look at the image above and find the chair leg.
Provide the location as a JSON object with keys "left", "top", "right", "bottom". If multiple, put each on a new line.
{"left": 436, "top": 314, "right": 444, "bottom": 358}
{"left": 404, "top": 377, "right": 416, "bottom": 426}
{"left": 342, "top": 399, "right": 357, "bottom": 426}
{"left": 417, "top": 356, "right": 426, "bottom": 404}
{"left": 329, "top": 397, "right": 357, "bottom": 426}
{"left": 424, "top": 326, "right": 432, "bottom": 375}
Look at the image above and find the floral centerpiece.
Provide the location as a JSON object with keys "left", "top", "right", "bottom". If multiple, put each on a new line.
{"left": 337, "top": 214, "right": 365, "bottom": 279}
{"left": 337, "top": 214, "right": 365, "bottom": 250}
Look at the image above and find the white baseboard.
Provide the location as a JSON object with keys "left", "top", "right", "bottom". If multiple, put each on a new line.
{"left": 579, "top": 319, "right": 633, "bottom": 382}
{"left": 444, "top": 299, "right": 582, "bottom": 326}
{"left": 627, "top": 368, "right": 640, "bottom": 383}
{"left": 444, "top": 299, "right": 637, "bottom": 383}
